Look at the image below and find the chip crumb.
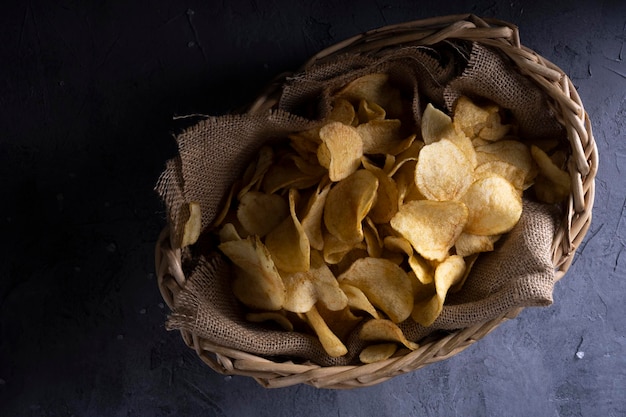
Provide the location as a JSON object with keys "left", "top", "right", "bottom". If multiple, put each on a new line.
{"left": 575, "top": 351, "right": 585, "bottom": 359}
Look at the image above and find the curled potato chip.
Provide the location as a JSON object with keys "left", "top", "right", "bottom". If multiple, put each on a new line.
{"left": 237, "top": 191, "right": 289, "bottom": 237}
{"left": 474, "top": 160, "right": 526, "bottom": 190}
{"left": 363, "top": 218, "right": 384, "bottom": 258}
{"left": 322, "top": 231, "right": 357, "bottom": 265}
{"left": 218, "top": 222, "right": 242, "bottom": 243}
{"left": 421, "top": 103, "right": 453, "bottom": 145}
{"left": 329, "top": 98, "right": 357, "bottom": 125}
{"left": 416, "top": 138, "right": 474, "bottom": 201}
{"left": 453, "top": 96, "right": 497, "bottom": 138}
{"left": 337, "top": 257, "right": 413, "bottom": 323}
{"left": 454, "top": 232, "right": 501, "bottom": 257}
{"left": 219, "top": 236, "right": 285, "bottom": 311}
{"left": 265, "top": 189, "right": 310, "bottom": 273}
{"left": 318, "top": 121, "right": 364, "bottom": 182}
{"left": 180, "top": 201, "right": 202, "bottom": 248}
{"left": 317, "top": 304, "right": 363, "bottom": 341}
{"left": 304, "top": 305, "right": 348, "bottom": 358}
{"left": 357, "top": 119, "right": 407, "bottom": 155}
{"left": 362, "top": 159, "right": 399, "bottom": 224}
{"left": 261, "top": 156, "right": 323, "bottom": 194}
{"left": 237, "top": 146, "right": 274, "bottom": 199}
{"left": 408, "top": 253, "right": 434, "bottom": 285}
{"left": 359, "top": 343, "right": 398, "bottom": 364}
{"left": 359, "top": 319, "right": 419, "bottom": 350}
{"left": 390, "top": 200, "right": 468, "bottom": 262}
{"left": 300, "top": 181, "right": 332, "bottom": 251}
{"left": 478, "top": 111, "right": 510, "bottom": 141}
{"left": 335, "top": 73, "right": 404, "bottom": 117}
{"left": 324, "top": 169, "right": 379, "bottom": 245}
{"left": 339, "top": 283, "right": 380, "bottom": 319}
{"left": 530, "top": 145, "right": 571, "bottom": 203}
{"left": 461, "top": 175, "right": 523, "bottom": 236}
{"left": 357, "top": 99, "right": 386, "bottom": 122}
{"left": 412, "top": 255, "right": 466, "bottom": 327}
{"left": 281, "top": 251, "right": 347, "bottom": 313}
{"left": 475, "top": 140, "right": 536, "bottom": 186}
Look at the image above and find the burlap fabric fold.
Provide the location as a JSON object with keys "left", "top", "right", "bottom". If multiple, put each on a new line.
{"left": 156, "top": 42, "right": 565, "bottom": 366}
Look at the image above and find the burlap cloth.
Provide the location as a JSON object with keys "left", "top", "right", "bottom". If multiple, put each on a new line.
{"left": 156, "top": 42, "right": 565, "bottom": 366}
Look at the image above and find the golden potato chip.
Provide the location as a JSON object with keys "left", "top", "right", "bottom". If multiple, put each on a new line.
{"left": 265, "top": 188, "right": 310, "bottom": 273}
{"left": 357, "top": 99, "right": 386, "bottom": 122}
{"left": 245, "top": 311, "right": 294, "bottom": 332}
{"left": 390, "top": 200, "right": 468, "bottom": 262}
{"left": 300, "top": 181, "right": 332, "bottom": 251}
{"left": 474, "top": 160, "right": 526, "bottom": 190}
{"left": 322, "top": 231, "right": 358, "bottom": 265}
{"left": 407, "top": 271, "right": 436, "bottom": 303}
{"left": 281, "top": 251, "right": 347, "bottom": 313}
{"left": 359, "top": 343, "right": 398, "bottom": 364}
{"left": 329, "top": 98, "right": 357, "bottom": 125}
{"left": 475, "top": 140, "right": 536, "bottom": 186}
{"left": 382, "top": 235, "right": 413, "bottom": 257}
{"left": 324, "top": 169, "right": 379, "bottom": 245}
{"left": 180, "top": 201, "right": 202, "bottom": 247}
{"left": 337, "top": 257, "right": 413, "bottom": 323}
{"left": 289, "top": 129, "right": 322, "bottom": 162}
{"left": 339, "top": 283, "right": 380, "bottom": 319}
{"left": 478, "top": 111, "right": 510, "bottom": 141}
{"left": 421, "top": 103, "right": 453, "bottom": 145}
{"left": 408, "top": 253, "right": 434, "bottom": 285}
{"left": 357, "top": 119, "right": 413, "bottom": 156}
{"left": 530, "top": 144, "right": 571, "bottom": 203}
{"left": 335, "top": 73, "right": 404, "bottom": 118}
{"left": 236, "top": 191, "right": 289, "bottom": 237}
{"left": 359, "top": 319, "right": 419, "bottom": 350}
{"left": 219, "top": 235, "right": 285, "bottom": 311}
{"left": 317, "top": 121, "right": 364, "bottom": 182}
{"left": 453, "top": 96, "right": 497, "bottom": 138}
{"left": 412, "top": 255, "right": 465, "bottom": 327}
{"left": 454, "top": 232, "right": 500, "bottom": 257}
{"left": 304, "top": 305, "right": 348, "bottom": 357}
{"left": 415, "top": 138, "right": 474, "bottom": 201}
{"left": 317, "top": 304, "right": 363, "bottom": 341}
{"left": 237, "top": 146, "right": 274, "bottom": 199}
{"left": 449, "top": 253, "right": 479, "bottom": 294}
{"left": 362, "top": 159, "right": 399, "bottom": 224}
{"left": 261, "top": 156, "right": 324, "bottom": 194}
{"left": 331, "top": 246, "right": 369, "bottom": 275}
{"left": 218, "top": 222, "right": 242, "bottom": 243}
{"left": 461, "top": 175, "right": 523, "bottom": 236}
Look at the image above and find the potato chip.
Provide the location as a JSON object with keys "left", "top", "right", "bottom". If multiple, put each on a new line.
{"left": 339, "top": 283, "right": 380, "bottom": 319}
{"left": 415, "top": 138, "right": 474, "bottom": 201}
{"left": 329, "top": 98, "right": 357, "bottom": 125}
{"left": 454, "top": 232, "right": 500, "bottom": 257}
{"left": 237, "top": 191, "right": 289, "bottom": 237}
{"left": 237, "top": 146, "right": 275, "bottom": 199}
{"left": 359, "top": 319, "right": 419, "bottom": 350}
{"left": 218, "top": 222, "right": 242, "bottom": 243}
{"left": 300, "top": 181, "right": 332, "bottom": 251}
{"left": 362, "top": 159, "right": 399, "bottom": 224}
{"left": 322, "top": 231, "right": 357, "bottom": 265}
{"left": 246, "top": 311, "right": 294, "bottom": 332}
{"left": 265, "top": 189, "right": 310, "bottom": 273}
{"left": 407, "top": 271, "right": 436, "bottom": 303}
{"left": 335, "top": 73, "right": 403, "bottom": 118}
{"left": 449, "top": 253, "right": 479, "bottom": 294}
{"left": 357, "top": 119, "right": 411, "bottom": 156}
{"left": 219, "top": 236, "right": 285, "bottom": 311}
{"left": 281, "top": 251, "right": 347, "bottom": 313}
{"left": 324, "top": 169, "right": 379, "bottom": 245}
{"left": 475, "top": 140, "right": 536, "bottom": 186}
{"left": 390, "top": 200, "right": 468, "bottom": 262}
{"left": 461, "top": 175, "right": 523, "bottom": 236}
{"left": 261, "top": 156, "right": 324, "bottom": 194}
{"left": 180, "top": 201, "right": 202, "bottom": 247}
{"left": 453, "top": 96, "right": 497, "bottom": 138}
{"left": 530, "top": 145, "right": 571, "bottom": 203}
{"left": 359, "top": 343, "right": 398, "bottom": 364}
{"left": 317, "top": 121, "right": 364, "bottom": 182}
{"left": 357, "top": 99, "right": 386, "bottom": 122}
{"left": 474, "top": 160, "right": 526, "bottom": 190}
{"left": 317, "top": 304, "right": 363, "bottom": 341}
{"left": 337, "top": 257, "right": 413, "bottom": 323}
{"left": 412, "top": 255, "right": 466, "bottom": 327}
{"left": 408, "top": 253, "right": 434, "bottom": 285}
{"left": 421, "top": 103, "right": 453, "bottom": 145}
{"left": 478, "top": 111, "right": 510, "bottom": 141}
{"left": 304, "top": 305, "right": 348, "bottom": 357}
{"left": 331, "top": 246, "right": 369, "bottom": 275}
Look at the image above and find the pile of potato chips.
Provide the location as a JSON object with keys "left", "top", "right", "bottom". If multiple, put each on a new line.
{"left": 182, "top": 73, "right": 572, "bottom": 363}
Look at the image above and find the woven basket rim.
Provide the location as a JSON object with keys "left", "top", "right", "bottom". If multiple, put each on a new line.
{"left": 155, "top": 14, "right": 598, "bottom": 389}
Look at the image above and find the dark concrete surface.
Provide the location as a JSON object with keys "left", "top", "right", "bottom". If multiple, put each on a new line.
{"left": 0, "top": 0, "right": 624, "bottom": 416}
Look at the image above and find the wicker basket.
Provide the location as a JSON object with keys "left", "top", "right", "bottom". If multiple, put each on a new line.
{"left": 155, "top": 14, "right": 598, "bottom": 389}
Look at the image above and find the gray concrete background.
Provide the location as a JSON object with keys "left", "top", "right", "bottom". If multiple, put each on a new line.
{"left": 0, "top": 0, "right": 624, "bottom": 416}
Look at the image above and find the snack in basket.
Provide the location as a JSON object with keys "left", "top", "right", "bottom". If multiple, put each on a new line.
{"left": 198, "top": 74, "right": 572, "bottom": 361}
